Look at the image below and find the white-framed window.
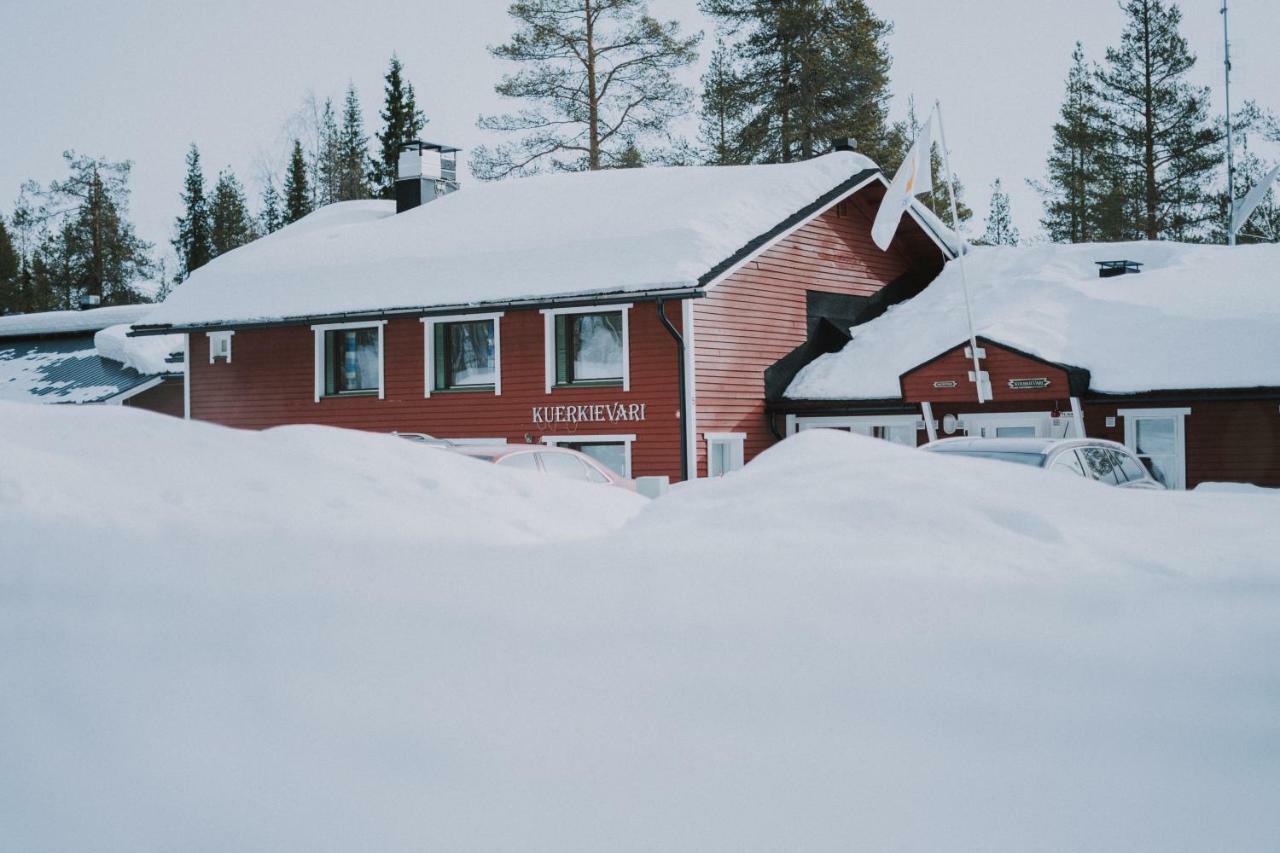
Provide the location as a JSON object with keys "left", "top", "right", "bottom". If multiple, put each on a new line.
{"left": 541, "top": 303, "right": 631, "bottom": 393}
{"left": 541, "top": 433, "right": 635, "bottom": 478}
{"left": 959, "top": 411, "right": 1053, "bottom": 439}
{"left": 421, "top": 313, "right": 503, "bottom": 397}
{"left": 790, "top": 414, "right": 922, "bottom": 447}
{"left": 1119, "top": 407, "right": 1190, "bottom": 490}
{"left": 207, "top": 331, "right": 234, "bottom": 363}
{"left": 705, "top": 432, "right": 746, "bottom": 477}
{"left": 312, "top": 320, "right": 386, "bottom": 402}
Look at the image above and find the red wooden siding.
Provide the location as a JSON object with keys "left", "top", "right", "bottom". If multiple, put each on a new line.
{"left": 692, "top": 201, "right": 941, "bottom": 476}
{"left": 901, "top": 340, "right": 1071, "bottom": 404}
{"left": 122, "top": 378, "right": 184, "bottom": 417}
{"left": 188, "top": 305, "right": 686, "bottom": 479}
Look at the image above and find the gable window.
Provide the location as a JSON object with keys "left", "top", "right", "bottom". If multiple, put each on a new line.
{"left": 312, "top": 321, "right": 385, "bottom": 401}
{"left": 1119, "top": 407, "right": 1189, "bottom": 490}
{"left": 422, "top": 313, "right": 502, "bottom": 396}
{"left": 542, "top": 304, "right": 631, "bottom": 392}
{"left": 705, "top": 432, "right": 746, "bottom": 477}
{"left": 207, "top": 331, "right": 233, "bottom": 363}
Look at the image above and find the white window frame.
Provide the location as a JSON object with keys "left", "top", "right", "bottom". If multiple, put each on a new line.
{"left": 312, "top": 320, "right": 386, "bottom": 403}
{"left": 541, "top": 303, "right": 632, "bottom": 394}
{"left": 207, "top": 330, "right": 234, "bottom": 363}
{"left": 540, "top": 433, "right": 636, "bottom": 478}
{"left": 1119, "top": 407, "right": 1190, "bottom": 490}
{"left": 704, "top": 432, "right": 746, "bottom": 477}
{"left": 789, "top": 414, "right": 924, "bottom": 446}
{"left": 421, "top": 312, "right": 503, "bottom": 398}
{"left": 959, "top": 410, "right": 1054, "bottom": 439}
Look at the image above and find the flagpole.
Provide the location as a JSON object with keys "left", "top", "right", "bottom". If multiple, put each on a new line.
{"left": 934, "top": 100, "right": 986, "bottom": 405}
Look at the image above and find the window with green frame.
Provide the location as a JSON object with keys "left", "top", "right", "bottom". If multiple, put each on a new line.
{"left": 433, "top": 319, "right": 496, "bottom": 391}
{"left": 323, "top": 327, "right": 380, "bottom": 395}
{"left": 554, "top": 311, "right": 624, "bottom": 386}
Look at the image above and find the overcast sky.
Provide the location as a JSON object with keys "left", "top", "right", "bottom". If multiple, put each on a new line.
{"left": 2, "top": 0, "right": 1277, "bottom": 268}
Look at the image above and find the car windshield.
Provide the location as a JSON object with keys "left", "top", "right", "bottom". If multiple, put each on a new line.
{"left": 936, "top": 450, "right": 1047, "bottom": 467}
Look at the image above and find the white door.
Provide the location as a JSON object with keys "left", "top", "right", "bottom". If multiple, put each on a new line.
{"left": 961, "top": 412, "right": 1052, "bottom": 438}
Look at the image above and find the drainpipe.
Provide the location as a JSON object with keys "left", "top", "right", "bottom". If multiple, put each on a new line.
{"left": 656, "top": 298, "right": 689, "bottom": 481}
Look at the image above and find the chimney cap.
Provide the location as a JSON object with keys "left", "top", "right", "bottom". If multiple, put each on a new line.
{"left": 830, "top": 137, "right": 857, "bottom": 152}
{"left": 400, "top": 140, "right": 461, "bottom": 155}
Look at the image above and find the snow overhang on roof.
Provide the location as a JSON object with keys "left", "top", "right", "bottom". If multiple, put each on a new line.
{"left": 0, "top": 304, "right": 156, "bottom": 340}
{"left": 131, "top": 151, "right": 955, "bottom": 336}
{"left": 785, "top": 241, "right": 1280, "bottom": 400}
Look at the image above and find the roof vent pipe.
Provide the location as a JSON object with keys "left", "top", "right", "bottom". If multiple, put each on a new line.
{"left": 396, "top": 141, "right": 461, "bottom": 213}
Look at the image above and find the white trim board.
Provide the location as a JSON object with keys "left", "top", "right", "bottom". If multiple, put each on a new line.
{"left": 105, "top": 375, "right": 167, "bottom": 405}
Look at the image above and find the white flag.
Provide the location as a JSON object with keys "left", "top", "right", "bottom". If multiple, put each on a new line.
{"left": 871, "top": 112, "right": 934, "bottom": 251}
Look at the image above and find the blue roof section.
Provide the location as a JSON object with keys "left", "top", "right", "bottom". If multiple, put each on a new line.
{"left": 0, "top": 334, "right": 162, "bottom": 404}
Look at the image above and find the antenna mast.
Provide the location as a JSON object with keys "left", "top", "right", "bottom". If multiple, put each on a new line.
{"left": 1222, "top": 0, "right": 1236, "bottom": 246}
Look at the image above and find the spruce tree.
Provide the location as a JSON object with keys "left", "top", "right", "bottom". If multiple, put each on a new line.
{"left": 698, "top": 38, "right": 750, "bottom": 165}
{"left": 980, "top": 179, "right": 1020, "bottom": 245}
{"left": 283, "top": 139, "right": 312, "bottom": 224}
{"left": 317, "top": 98, "right": 342, "bottom": 206}
{"left": 1097, "top": 0, "right": 1220, "bottom": 239}
{"left": 473, "top": 0, "right": 701, "bottom": 179}
{"left": 373, "top": 55, "right": 427, "bottom": 198}
{"left": 260, "top": 179, "right": 284, "bottom": 234}
{"left": 172, "top": 143, "right": 212, "bottom": 281}
{"left": 0, "top": 215, "right": 19, "bottom": 315}
{"left": 337, "top": 84, "right": 372, "bottom": 200}
{"left": 209, "top": 170, "right": 257, "bottom": 257}
{"left": 700, "top": 0, "right": 894, "bottom": 164}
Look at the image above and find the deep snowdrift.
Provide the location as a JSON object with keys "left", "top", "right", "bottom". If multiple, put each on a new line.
{"left": 2, "top": 405, "right": 1279, "bottom": 852}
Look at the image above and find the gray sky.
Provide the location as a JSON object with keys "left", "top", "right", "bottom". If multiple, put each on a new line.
{"left": 2, "top": 0, "right": 1276, "bottom": 271}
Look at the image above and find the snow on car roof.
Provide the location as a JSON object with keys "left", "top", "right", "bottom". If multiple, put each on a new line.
{"left": 137, "top": 151, "right": 956, "bottom": 330}
{"left": 786, "top": 240, "right": 1280, "bottom": 398}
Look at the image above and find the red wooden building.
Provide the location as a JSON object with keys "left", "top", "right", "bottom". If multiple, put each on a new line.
{"left": 779, "top": 243, "right": 1280, "bottom": 490}
{"left": 133, "top": 143, "right": 956, "bottom": 481}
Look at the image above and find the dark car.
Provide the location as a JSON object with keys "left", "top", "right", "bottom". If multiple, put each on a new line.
{"left": 922, "top": 437, "right": 1165, "bottom": 489}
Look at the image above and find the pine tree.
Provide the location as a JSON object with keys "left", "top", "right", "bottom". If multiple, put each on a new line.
{"left": 700, "top": 0, "right": 894, "bottom": 164}
{"left": 337, "top": 84, "right": 372, "bottom": 200}
{"left": 209, "top": 170, "right": 257, "bottom": 257}
{"left": 317, "top": 98, "right": 342, "bottom": 206}
{"left": 172, "top": 143, "right": 212, "bottom": 282}
{"left": 1097, "top": 0, "right": 1220, "bottom": 239}
{"left": 283, "top": 139, "right": 312, "bottom": 224}
{"left": 260, "top": 179, "right": 284, "bottom": 234}
{"left": 698, "top": 38, "right": 750, "bottom": 165}
{"left": 473, "top": 0, "right": 701, "bottom": 179}
{"left": 979, "top": 179, "right": 1020, "bottom": 245}
{"left": 0, "top": 215, "right": 20, "bottom": 315}
{"left": 372, "top": 55, "right": 427, "bottom": 198}
{"left": 31, "top": 152, "right": 154, "bottom": 306}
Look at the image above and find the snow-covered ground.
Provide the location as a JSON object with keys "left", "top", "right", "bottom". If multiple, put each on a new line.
{"left": 2, "top": 403, "right": 1279, "bottom": 852}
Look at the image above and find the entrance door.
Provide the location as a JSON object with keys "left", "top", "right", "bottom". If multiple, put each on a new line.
{"left": 961, "top": 412, "right": 1052, "bottom": 439}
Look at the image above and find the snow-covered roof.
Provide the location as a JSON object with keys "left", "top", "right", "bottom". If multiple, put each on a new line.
{"left": 93, "top": 325, "right": 183, "bottom": 375}
{"left": 0, "top": 304, "right": 155, "bottom": 339}
{"left": 138, "top": 152, "right": 952, "bottom": 331}
{"left": 786, "top": 241, "right": 1280, "bottom": 399}
{"left": 0, "top": 334, "right": 169, "bottom": 403}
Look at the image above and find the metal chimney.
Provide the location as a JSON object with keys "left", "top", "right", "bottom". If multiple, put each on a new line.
{"left": 396, "top": 141, "right": 460, "bottom": 213}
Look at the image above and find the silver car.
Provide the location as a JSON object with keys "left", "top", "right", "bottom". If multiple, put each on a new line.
{"left": 922, "top": 437, "right": 1166, "bottom": 489}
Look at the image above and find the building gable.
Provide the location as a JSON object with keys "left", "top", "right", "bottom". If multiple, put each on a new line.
{"left": 899, "top": 337, "right": 1088, "bottom": 403}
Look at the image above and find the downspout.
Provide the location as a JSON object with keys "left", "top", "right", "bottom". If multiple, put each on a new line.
{"left": 657, "top": 298, "right": 689, "bottom": 481}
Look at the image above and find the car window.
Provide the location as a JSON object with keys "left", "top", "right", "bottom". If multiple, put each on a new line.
{"left": 537, "top": 451, "right": 593, "bottom": 481}
{"left": 497, "top": 452, "right": 540, "bottom": 471}
{"left": 1049, "top": 450, "right": 1087, "bottom": 477}
{"left": 1117, "top": 449, "right": 1149, "bottom": 483}
{"left": 1079, "top": 446, "right": 1125, "bottom": 485}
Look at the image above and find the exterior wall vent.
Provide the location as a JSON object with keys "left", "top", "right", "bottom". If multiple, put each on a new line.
{"left": 396, "top": 141, "right": 460, "bottom": 213}
{"left": 1095, "top": 260, "right": 1143, "bottom": 278}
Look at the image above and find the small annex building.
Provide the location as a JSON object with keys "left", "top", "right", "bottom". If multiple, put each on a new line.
{"left": 779, "top": 241, "right": 1280, "bottom": 490}
{"left": 0, "top": 305, "right": 184, "bottom": 414}
{"left": 132, "top": 144, "right": 957, "bottom": 481}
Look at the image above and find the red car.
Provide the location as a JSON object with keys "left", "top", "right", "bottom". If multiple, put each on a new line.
{"left": 450, "top": 444, "right": 637, "bottom": 491}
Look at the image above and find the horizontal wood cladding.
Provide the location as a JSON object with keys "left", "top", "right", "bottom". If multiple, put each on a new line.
{"left": 189, "top": 305, "right": 686, "bottom": 479}
{"left": 122, "top": 378, "right": 184, "bottom": 417}
{"left": 901, "top": 340, "right": 1071, "bottom": 404}
{"left": 693, "top": 202, "right": 937, "bottom": 476}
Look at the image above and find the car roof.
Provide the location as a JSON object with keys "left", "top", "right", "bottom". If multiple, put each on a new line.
{"left": 924, "top": 437, "right": 1126, "bottom": 454}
